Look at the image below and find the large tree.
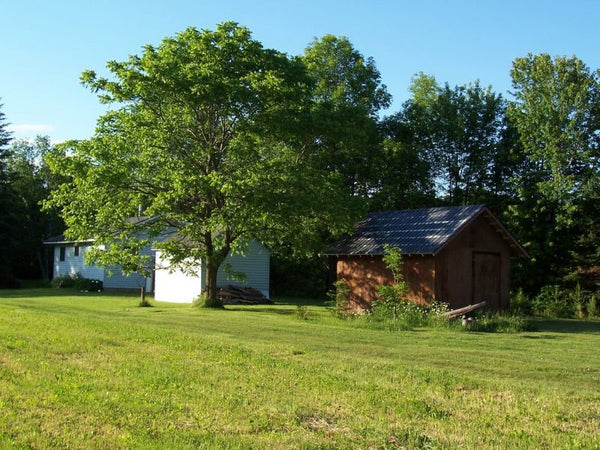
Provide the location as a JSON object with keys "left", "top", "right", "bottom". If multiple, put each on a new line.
{"left": 302, "top": 35, "right": 390, "bottom": 197}
{"left": 45, "top": 23, "right": 359, "bottom": 304}
{"left": 507, "top": 53, "right": 600, "bottom": 291}
{"left": 0, "top": 101, "right": 11, "bottom": 171}
{"left": 7, "top": 136, "right": 64, "bottom": 279}
{"left": 376, "top": 74, "right": 518, "bottom": 212}
{"left": 396, "top": 74, "right": 516, "bottom": 209}
{"left": 0, "top": 101, "right": 15, "bottom": 286}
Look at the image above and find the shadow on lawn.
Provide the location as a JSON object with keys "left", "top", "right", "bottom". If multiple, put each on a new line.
{"left": 226, "top": 297, "right": 328, "bottom": 316}
{"left": 0, "top": 288, "right": 82, "bottom": 299}
{"left": 534, "top": 318, "right": 600, "bottom": 334}
{"left": 272, "top": 297, "right": 328, "bottom": 307}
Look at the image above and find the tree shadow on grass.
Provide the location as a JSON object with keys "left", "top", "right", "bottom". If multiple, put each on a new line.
{"left": 226, "top": 306, "right": 296, "bottom": 316}
{"left": 533, "top": 318, "right": 600, "bottom": 334}
{"left": 226, "top": 297, "right": 328, "bottom": 316}
{"left": 272, "top": 297, "right": 328, "bottom": 307}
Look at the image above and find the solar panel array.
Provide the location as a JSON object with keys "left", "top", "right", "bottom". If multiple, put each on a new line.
{"left": 328, "top": 204, "right": 485, "bottom": 255}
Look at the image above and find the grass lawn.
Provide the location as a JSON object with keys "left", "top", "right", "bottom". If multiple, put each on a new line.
{"left": 0, "top": 289, "right": 599, "bottom": 449}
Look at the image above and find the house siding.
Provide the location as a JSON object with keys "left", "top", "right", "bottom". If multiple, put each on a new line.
{"left": 53, "top": 244, "right": 104, "bottom": 281}
{"left": 154, "top": 240, "right": 270, "bottom": 303}
{"left": 103, "top": 246, "right": 154, "bottom": 291}
{"left": 216, "top": 240, "right": 270, "bottom": 298}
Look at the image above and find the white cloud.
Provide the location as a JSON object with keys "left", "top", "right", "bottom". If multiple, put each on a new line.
{"left": 8, "top": 124, "right": 55, "bottom": 133}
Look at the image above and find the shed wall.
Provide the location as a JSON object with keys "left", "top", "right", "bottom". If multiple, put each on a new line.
{"left": 435, "top": 214, "right": 511, "bottom": 310}
{"left": 336, "top": 255, "right": 435, "bottom": 310}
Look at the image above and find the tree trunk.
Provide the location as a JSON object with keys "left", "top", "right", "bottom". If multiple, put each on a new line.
{"left": 205, "top": 257, "right": 220, "bottom": 307}
{"left": 203, "top": 232, "right": 231, "bottom": 308}
{"left": 37, "top": 250, "right": 48, "bottom": 280}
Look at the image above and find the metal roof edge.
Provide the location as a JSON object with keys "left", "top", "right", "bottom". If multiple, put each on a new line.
{"left": 432, "top": 205, "right": 529, "bottom": 258}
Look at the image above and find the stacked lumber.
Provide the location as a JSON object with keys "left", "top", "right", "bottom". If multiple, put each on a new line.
{"left": 218, "top": 285, "right": 273, "bottom": 305}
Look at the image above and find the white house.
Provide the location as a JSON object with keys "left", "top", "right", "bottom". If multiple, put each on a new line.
{"left": 43, "top": 234, "right": 270, "bottom": 301}
{"left": 154, "top": 240, "right": 270, "bottom": 303}
{"left": 43, "top": 235, "right": 154, "bottom": 292}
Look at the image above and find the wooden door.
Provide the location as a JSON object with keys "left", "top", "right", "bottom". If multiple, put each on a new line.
{"left": 472, "top": 252, "right": 501, "bottom": 309}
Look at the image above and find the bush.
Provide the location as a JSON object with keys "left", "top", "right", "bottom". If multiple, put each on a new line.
{"left": 509, "top": 289, "right": 532, "bottom": 315}
{"left": 532, "top": 285, "right": 573, "bottom": 318}
{"left": 369, "top": 300, "right": 451, "bottom": 330}
{"left": 327, "top": 281, "right": 352, "bottom": 317}
{"left": 374, "top": 245, "right": 410, "bottom": 321}
{"left": 74, "top": 277, "right": 103, "bottom": 291}
{"left": 587, "top": 294, "right": 598, "bottom": 318}
{"left": 465, "top": 313, "right": 537, "bottom": 333}
{"left": 51, "top": 273, "right": 102, "bottom": 291}
{"left": 51, "top": 273, "right": 83, "bottom": 288}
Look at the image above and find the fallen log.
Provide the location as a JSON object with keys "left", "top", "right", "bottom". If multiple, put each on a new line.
{"left": 442, "top": 301, "right": 486, "bottom": 319}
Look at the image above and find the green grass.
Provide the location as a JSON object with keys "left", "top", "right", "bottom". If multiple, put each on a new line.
{"left": 0, "top": 289, "right": 599, "bottom": 449}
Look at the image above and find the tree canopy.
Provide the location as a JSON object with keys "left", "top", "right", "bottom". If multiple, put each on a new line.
{"left": 45, "top": 23, "right": 361, "bottom": 303}
{"left": 507, "top": 54, "right": 600, "bottom": 291}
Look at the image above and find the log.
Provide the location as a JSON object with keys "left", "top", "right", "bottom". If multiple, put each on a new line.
{"left": 442, "top": 301, "right": 486, "bottom": 319}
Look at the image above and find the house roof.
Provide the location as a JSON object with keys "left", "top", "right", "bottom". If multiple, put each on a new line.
{"left": 327, "top": 204, "right": 528, "bottom": 257}
{"left": 42, "top": 234, "right": 95, "bottom": 245}
{"left": 43, "top": 216, "right": 156, "bottom": 245}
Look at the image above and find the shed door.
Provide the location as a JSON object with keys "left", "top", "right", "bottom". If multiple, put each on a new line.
{"left": 472, "top": 252, "right": 501, "bottom": 309}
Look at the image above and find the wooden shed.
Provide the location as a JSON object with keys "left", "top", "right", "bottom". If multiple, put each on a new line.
{"left": 327, "top": 205, "right": 528, "bottom": 311}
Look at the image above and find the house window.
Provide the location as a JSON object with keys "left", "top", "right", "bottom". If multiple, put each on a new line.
{"left": 59, "top": 246, "right": 66, "bottom": 261}
{"left": 74, "top": 246, "right": 79, "bottom": 257}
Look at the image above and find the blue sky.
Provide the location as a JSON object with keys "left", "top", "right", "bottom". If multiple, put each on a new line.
{"left": 2, "top": 0, "right": 599, "bottom": 142}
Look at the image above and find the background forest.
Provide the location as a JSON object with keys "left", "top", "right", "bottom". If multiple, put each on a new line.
{"left": 0, "top": 31, "right": 598, "bottom": 302}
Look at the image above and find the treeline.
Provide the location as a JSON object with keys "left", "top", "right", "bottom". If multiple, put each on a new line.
{"left": 1, "top": 30, "right": 598, "bottom": 297}
{"left": 0, "top": 125, "right": 64, "bottom": 286}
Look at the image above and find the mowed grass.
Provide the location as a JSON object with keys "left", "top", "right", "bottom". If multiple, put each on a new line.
{"left": 0, "top": 290, "right": 599, "bottom": 449}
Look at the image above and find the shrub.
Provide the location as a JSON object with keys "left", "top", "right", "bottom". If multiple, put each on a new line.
{"left": 74, "top": 277, "right": 103, "bottom": 291}
{"left": 51, "top": 273, "right": 103, "bottom": 291}
{"left": 532, "top": 285, "right": 573, "bottom": 318}
{"left": 51, "top": 273, "right": 83, "bottom": 289}
{"left": 509, "top": 289, "right": 532, "bottom": 315}
{"left": 570, "top": 283, "right": 587, "bottom": 319}
{"left": 424, "top": 301, "right": 452, "bottom": 328}
{"left": 327, "top": 280, "right": 352, "bottom": 317}
{"left": 587, "top": 294, "right": 598, "bottom": 318}
{"left": 374, "top": 245, "right": 410, "bottom": 321}
{"left": 466, "top": 313, "right": 537, "bottom": 333}
{"left": 368, "top": 299, "right": 451, "bottom": 330}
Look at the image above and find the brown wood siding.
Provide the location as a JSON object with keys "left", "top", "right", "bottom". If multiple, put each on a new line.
{"left": 435, "top": 214, "right": 511, "bottom": 310}
{"left": 336, "top": 255, "right": 435, "bottom": 310}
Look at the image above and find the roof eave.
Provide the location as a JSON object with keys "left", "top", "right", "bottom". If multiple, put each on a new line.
{"left": 432, "top": 206, "right": 529, "bottom": 259}
{"left": 43, "top": 239, "right": 96, "bottom": 245}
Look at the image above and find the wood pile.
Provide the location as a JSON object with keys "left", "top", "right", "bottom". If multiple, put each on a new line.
{"left": 218, "top": 285, "right": 273, "bottom": 305}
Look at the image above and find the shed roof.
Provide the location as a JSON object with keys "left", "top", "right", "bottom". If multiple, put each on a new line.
{"left": 327, "top": 204, "right": 528, "bottom": 257}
